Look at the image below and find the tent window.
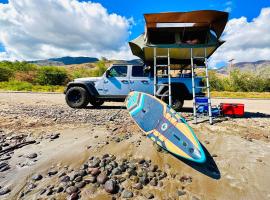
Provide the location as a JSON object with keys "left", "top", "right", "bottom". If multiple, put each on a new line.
{"left": 148, "top": 30, "right": 175, "bottom": 44}
{"left": 147, "top": 28, "right": 210, "bottom": 45}
{"left": 181, "top": 29, "right": 209, "bottom": 44}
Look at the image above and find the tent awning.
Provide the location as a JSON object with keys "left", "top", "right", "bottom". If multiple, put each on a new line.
{"left": 144, "top": 10, "right": 228, "bottom": 39}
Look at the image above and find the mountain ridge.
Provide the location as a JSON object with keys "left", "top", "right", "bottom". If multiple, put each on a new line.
{"left": 216, "top": 60, "right": 270, "bottom": 77}
{"left": 29, "top": 56, "right": 99, "bottom": 66}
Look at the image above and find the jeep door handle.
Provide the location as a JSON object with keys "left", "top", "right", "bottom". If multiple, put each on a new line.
{"left": 121, "top": 80, "right": 129, "bottom": 84}
{"left": 141, "top": 80, "right": 149, "bottom": 84}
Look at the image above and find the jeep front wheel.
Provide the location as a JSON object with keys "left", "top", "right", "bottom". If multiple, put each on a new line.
{"left": 161, "top": 91, "right": 184, "bottom": 111}
{"left": 65, "top": 87, "right": 89, "bottom": 108}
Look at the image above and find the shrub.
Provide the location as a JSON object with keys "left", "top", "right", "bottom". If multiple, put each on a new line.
{"left": 206, "top": 69, "right": 270, "bottom": 92}
{"left": 229, "top": 70, "right": 269, "bottom": 92}
{"left": 10, "top": 61, "right": 37, "bottom": 71}
{"left": 70, "top": 61, "right": 107, "bottom": 78}
{"left": 0, "top": 65, "right": 14, "bottom": 81}
{"left": 94, "top": 60, "right": 107, "bottom": 76}
{"left": 0, "top": 80, "right": 64, "bottom": 92}
{"left": 0, "top": 80, "right": 33, "bottom": 91}
{"left": 208, "top": 70, "right": 225, "bottom": 91}
{"left": 14, "top": 71, "right": 37, "bottom": 83}
{"left": 36, "top": 66, "right": 68, "bottom": 85}
{"left": 71, "top": 68, "right": 96, "bottom": 79}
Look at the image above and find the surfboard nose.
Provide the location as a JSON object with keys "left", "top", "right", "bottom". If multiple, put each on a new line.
{"left": 191, "top": 147, "right": 206, "bottom": 163}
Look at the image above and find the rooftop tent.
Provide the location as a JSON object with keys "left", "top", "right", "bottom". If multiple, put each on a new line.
{"left": 129, "top": 10, "right": 228, "bottom": 65}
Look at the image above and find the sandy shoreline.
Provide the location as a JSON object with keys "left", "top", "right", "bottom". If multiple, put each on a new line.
{"left": 0, "top": 93, "right": 269, "bottom": 200}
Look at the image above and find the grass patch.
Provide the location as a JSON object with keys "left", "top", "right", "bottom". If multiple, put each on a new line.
{"left": 211, "top": 91, "right": 270, "bottom": 99}
{"left": 0, "top": 81, "right": 64, "bottom": 92}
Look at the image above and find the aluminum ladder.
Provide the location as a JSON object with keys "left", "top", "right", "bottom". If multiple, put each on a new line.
{"left": 153, "top": 48, "right": 172, "bottom": 106}
{"left": 190, "top": 47, "right": 213, "bottom": 124}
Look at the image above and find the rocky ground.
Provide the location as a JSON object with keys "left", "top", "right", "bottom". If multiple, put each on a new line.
{"left": 0, "top": 92, "right": 269, "bottom": 200}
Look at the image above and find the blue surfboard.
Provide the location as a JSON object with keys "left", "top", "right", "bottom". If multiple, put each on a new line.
{"left": 126, "top": 91, "right": 206, "bottom": 163}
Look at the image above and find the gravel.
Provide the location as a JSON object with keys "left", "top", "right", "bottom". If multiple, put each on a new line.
{"left": 122, "top": 190, "right": 133, "bottom": 198}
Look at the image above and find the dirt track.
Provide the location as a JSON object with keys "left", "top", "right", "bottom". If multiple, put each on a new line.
{"left": 0, "top": 92, "right": 269, "bottom": 200}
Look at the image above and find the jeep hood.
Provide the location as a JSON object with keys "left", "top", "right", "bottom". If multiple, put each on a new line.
{"left": 74, "top": 77, "right": 102, "bottom": 82}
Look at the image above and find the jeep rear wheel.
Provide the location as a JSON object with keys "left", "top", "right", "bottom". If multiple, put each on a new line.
{"left": 65, "top": 87, "right": 89, "bottom": 108}
{"left": 161, "top": 91, "right": 184, "bottom": 111}
{"left": 89, "top": 98, "right": 104, "bottom": 107}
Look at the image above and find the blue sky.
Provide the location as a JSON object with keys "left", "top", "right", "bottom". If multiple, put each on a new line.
{"left": 0, "top": 0, "right": 270, "bottom": 67}
{"left": 87, "top": 0, "right": 270, "bottom": 39}
{"left": 0, "top": 0, "right": 269, "bottom": 42}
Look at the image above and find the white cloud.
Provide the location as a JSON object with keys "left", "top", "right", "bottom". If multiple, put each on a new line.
{"left": 0, "top": 0, "right": 136, "bottom": 61}
{"left": 210, "top": 7, "right": 270, "bottom": 68}
{"left": 224, "top": 1, "right": 233, "bottom": 13}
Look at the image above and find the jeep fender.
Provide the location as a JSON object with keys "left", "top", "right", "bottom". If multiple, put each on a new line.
{"left": 65, "top": 82, "right": 99, "bottom": 97}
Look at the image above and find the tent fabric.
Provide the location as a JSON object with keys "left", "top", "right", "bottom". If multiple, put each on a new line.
{"left": 129, "top": 10, "right": 228, "bottom": 65}
{"left": 144, "top": 10, "right": 228, "bottom": 39}
{"left": 129, "top": 34, "right": 223, "bottom": 65}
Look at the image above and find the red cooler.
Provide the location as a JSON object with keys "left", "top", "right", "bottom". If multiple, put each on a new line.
{"left": 220, "top": 103, "right": 245, "bottom": 117}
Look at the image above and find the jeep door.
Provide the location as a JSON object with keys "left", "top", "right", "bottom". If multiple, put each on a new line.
{"left": 103, "top": 65, "right": 130, "bottom": 96}
{"left": 129, "top": 65, "right": 153, "bottom": 94}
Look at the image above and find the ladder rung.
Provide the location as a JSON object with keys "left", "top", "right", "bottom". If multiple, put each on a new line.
{"left": 194, "top": 86, "right": 209, "bottom": 89}
{"left": 157, "top": 83, "right": 169, "bottom": 86}
{"left": 193, "top": 56, "right": 205, "bottom": 59}
{"left": 156, "top": 94, "right": 169, "bottom": 97}
{"left": 156, "top": 64, "right": 168, "bottom": 67}
{"left": 156, "top": 56, "right": 168, "bottom": 58}
{"left": 195, "top": 102, "right": 211, "bottom": 105}
{"left": 194, "top": 66, "right": 207, "bottom": 69}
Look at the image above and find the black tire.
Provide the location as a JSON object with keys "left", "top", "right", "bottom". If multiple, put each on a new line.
{"left": 65, "top": 87, "right": 89, "bottom": 108}
{"left": 161, "top": 90, "right": 184, "bottom": 111}
{"left": 89, "top": 98, "right": 104, "bottom": 107}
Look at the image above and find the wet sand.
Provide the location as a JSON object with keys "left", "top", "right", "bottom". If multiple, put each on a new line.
{"left": 0, "top": 92, "right": 269, "bottom": 200}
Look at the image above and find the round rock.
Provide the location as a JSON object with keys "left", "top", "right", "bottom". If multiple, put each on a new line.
{"left": 66, "top": 186, "right": 78, "bottom": 195}
{"left": 74, "top": 176, "right": 82, "bottom": 182}
{"left": 85, "top": 175, "right": 96, "bottom": 183}
{"left": 32, "top": 174, "right": 43, "bottom": 181}
{"left": 178, "top": 190, "right": 186, "bottom": 196}
{"left": 97, "top": 173, "right": 108, "bottom": 184}
{"left": 68, "top": 192, "right": 79, "bottom": 200}
{"left": 0, "top": 188, "right": 10, "bottom": 195}
{"left": 133, "top": 183, "right": 143, "bottom": 190}
{"left": 104, "top": 180, "right": 117, "bottom": 194}
{"left": 75, "top": 181, "right": 86, "bottom": 189}
{"left": 145, "top": 193, "right": 154, "bottom": 199}
{"left": 111, "top": 167, "right": 122, "bottom": 175}
{"left": 60, "top": 175, "right": 70, "bottom": 182}
{"left": 89, "top": 168, "right": 100, "bottom": 176}
{"left": 48, "top": 170, "right": 58, "bottom": 176}
{"left": 122, "top": 190, "right": 133, "bottom": 198}
{"left": 149, "top": 178, "right": 157, "bottom": 186}
{"left": 27, "top": 153, "right": 37, "bottom": 159}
